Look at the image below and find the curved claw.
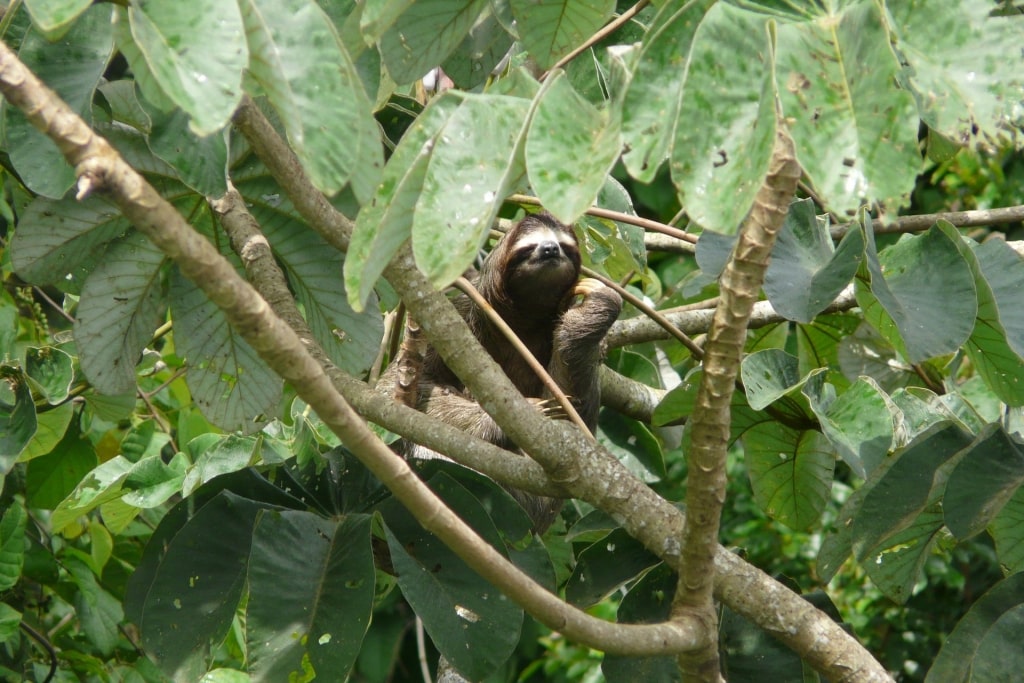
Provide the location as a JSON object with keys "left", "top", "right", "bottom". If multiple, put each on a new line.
{"left": 529, "top": 396, "right": 573, "bottom": 421}
{"left": 573, "top": 277, "right": 606, "bottom": 297}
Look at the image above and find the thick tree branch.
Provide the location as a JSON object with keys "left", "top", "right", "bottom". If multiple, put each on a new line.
{"left": 676, "top": 124, "right": 802, "bottom": 680}
{"left": 0, "top": 40, "right": 704, "bottom": 658}
{"left": 227, "top": 92, "right": 892, "bottom": 683}
{"left": 606, "top": 284, "right": 858, "bottom": 348}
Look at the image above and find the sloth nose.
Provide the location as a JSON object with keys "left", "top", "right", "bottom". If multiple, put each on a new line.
{"left": 538, "top": 241, "right": 562, "bottom": 259}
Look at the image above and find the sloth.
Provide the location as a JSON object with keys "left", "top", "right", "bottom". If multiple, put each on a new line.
{"left": 380, "top": 212, "right": 623, "bottom": 531}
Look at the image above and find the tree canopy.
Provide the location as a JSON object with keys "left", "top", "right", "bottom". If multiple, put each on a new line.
{"left": 1, "top": 1, "right": 1024, "bottom": 682}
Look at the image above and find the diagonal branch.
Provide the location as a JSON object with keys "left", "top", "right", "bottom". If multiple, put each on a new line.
{"left": 0, "top": 39, "right": 703, "bottom": 658}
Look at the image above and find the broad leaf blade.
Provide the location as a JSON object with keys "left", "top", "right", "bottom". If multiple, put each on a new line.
{"left": 125, "top": 0, "right": 246, "bottom": 135}
{"left": 379, "top": 0, "right": 488, "bottom": 84}
{"left": 509, "top": 0, "right": 614, "bottom": 70}
{"left": 526, "top": 72, "right": 621, "bottom": 223}
{"left": 242, "top": 0, "right": 382, "bottom": 199}
{"left": 247, "top": 512, "right": 374, "bottom": 682}
{"left": 75, "top": 232, "right": 167, "bottom": 396}
{"left": 776, "top": 2, "right": 921, "bottom": 215}
{"left": 944, "top": 425, "right": 1024, "bottom": 540}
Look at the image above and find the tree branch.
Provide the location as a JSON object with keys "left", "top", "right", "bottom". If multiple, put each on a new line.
{"left": 227, "top": 87, "right": 892, "bottom": 683}
{"left": 0, "top": 39, "right": 705, "bottom": 659}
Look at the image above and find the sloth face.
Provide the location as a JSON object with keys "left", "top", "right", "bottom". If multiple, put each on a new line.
{"left": 498, "top": 215, "right": 581, "bottom": 308}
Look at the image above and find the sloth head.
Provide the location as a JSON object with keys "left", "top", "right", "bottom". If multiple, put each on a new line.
{"left": 479, "top": 212, "right": 581, "bottom": 315}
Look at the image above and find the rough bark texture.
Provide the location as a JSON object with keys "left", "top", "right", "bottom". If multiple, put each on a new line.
{"left": 675, "top": 125, "right": 802, "bottom": 680}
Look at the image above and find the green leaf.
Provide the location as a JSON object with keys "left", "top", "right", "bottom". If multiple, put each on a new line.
{"left": 620, "top": 0, "right": 716, "bottom": 182}
{"left": 743, "top": 423, "right": 834, "bottom": 530}
{"left": 75, "top": 231, "right": 167, "bottom": 396}
{"left": 740, "top": 348, "right": 824, "bottom": 413}
{"left": 17, "top": 401, "right": 73, "bottom": 462}
{"left": 121, "top": 454, "right": 188, "bottom": 508}
{"left": 10, "top": 195, "right": 130, "bottom": 290}
{"left": 124, "top": 0, "right": 246, "bottom": 135}
{"left": 246, "top": 512, "right": 374, "bottom": 681}
{"left": 242, "top": 0, "right": 382, "bottom": 199}
{"left": 990, "top": 486, "right": 1024, "bottom": 574}
{"left": 601, "top": 563, "right": 679, "bottom": 683}
{"left": 51, "top": 456, "right": 133, "bottom": 532}
{"left": 565, "top": 528, "right": 658, "bottom": 608}
{"left": 670, "top": 2, "right": 777, "bottom": 234}
{"left": 775, "top": 1, "right": 921, "bottom": 216}
{"left": 889, "top": 2, "right": 1024, "bottom": 146}
{"left": 764, "top": 199, "right": 864, "bottom": 323}
{"left": 135, "top": 492, "right": 265, "bottom": 678}
{"left": 24, "top": 346, "right": 73, "bottom": 404}
{"left": 509, "top": 0, "right": 613, "bottom": 70}
{"left": 412, "top": 94, "right": 531, "bottom": 288}
{"left": 861, "top": 505, "right": 944, "bottom": 604}
{"left": 964, "top": 238, "right": 1024, "bottom": 405}
{"left": 381, "top": 474, "right": 522, "bottom": 682}
{"left": 257, "top": 204, "right": 384, "bottom": 375}
{"left": 808, "top": 377, "right": 895, "bottom": 478}
{"left": 23, "top": 0, "right": 92, "bottom": 38}
{"left": 526, "top": 72, "right": 621, "bottom": 223}
{"left": 345, "top": 93, "right": 465, "bottom": 311}
{"left": 181, "top": 435, "right": 259, "bottom": 497}
{"left": 943, "top": 425, "right": 1024, "bottom": 540}
{"left": 926, "top": 573, "right": 1024, "bottom": 683}
{"left": 4, "top": 5, "right": 114, "bottom": 198}
{"left": 170, "top": 269, "right": 282, "bottom": 434}
{"left": 857, "top": 223, "right": 977, "bottom": 363}
{"left": 0, "top": 366, "right": 37, "bottom": 472}
{"left": 66, "top": 556, "right": 123, "bottom": 656}
{"left": 0, "top": 499, "right": 27, "bottom": 592}
{"left": 26, "top": 419, "right": 98, "bottom": 510}
{"left": 0, "top": 602, "right": 22, "bottom": 644}
{"left": 441, "top": 6, "right": 513, "bottom": 89}
{"left": 378, "top": 0, "right": 488, "bottom": 84}
{"left": 146, "top": 105, "right": 229, "bottom": 197}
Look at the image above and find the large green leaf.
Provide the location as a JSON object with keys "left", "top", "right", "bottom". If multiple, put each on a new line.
{"left": 124, "top": 0, "right": 246, "bottom": 135}
{"left": 378, "top": 0, "right": 489, "bottom": 84}
{"left": 926, "top": 573, "right": 1024, "bottom": 683}
{"left": 246, "top": 512, "right": 374, "bottom": 682}
{"left": 25, "top": 419, "right": 98, "bottom": 510}
{"left": 135, "top": 492, "right": 265, "bottom": 678}
{"left": 50, "top": 456, "right": 134, "bottom": 532}
{"left": 964, "top": 238, "right": 1024, "bottom": 405}
{"left": 170, "top": 266, "right": 282, "bottom": 434}
{"left": 4, "top": 4, "right": 114, "bottom": 197}
{"left": 601, "top": 564, "right": 679, "bottom": 683}
{"left": 526, "top": 72, "right": 621, "bottom": 223}
{"left": 241, "top": 0, "right": 382, "bottom": 200}
{"left": 412, "top": 94, "right": 531, "bottom": 288}
{"left": 620, "top": 0, "right": 716, "bottom": 182}
{"left": 509, "top": 0, "right": 614, "bottom": 70}
{"left": 146, "top": 105, "right": 229, "bottom": 197}
{"left": 743, "top": 422, "right": 834, "bottom": 530}
{"left": 857, "top": 223, "right": 977, "bottom": 363}
{"left": 990, "top": 486, "right": 1024, "bottom": 574}
{"left": 381, "top": 474, "right": 522, "bottom": 682}
{"left": 66, "top": 556, "right": 123, "bottom": 656}
{"left": 0, "top": 366, "right": 37, "bottom": 472}
{"left": 23, "top": 0, "right": 91, "bottom": 37}
{"left": 74, "top": 231, "right": 167, "bottom": 396}
{"left": 10, "top": 195, "right": 130, "bottom": 291}
{"left": 808, "top": 376, "right": 896, "bottom": 479}
{"left": 889, "top": 1, "right": 1024, "bottom": 145}
{"left": 0, "top": 500, "right": 27, "bottom": 592}
{"left": 441, "top": 6, "right": 514, "bottom": 90}
{"left": 345, "top": 94, "right": 464, "bottom": 310}
{"left": 565, "top": 528, "right": 658, "bottom": 608}
{"left": 775, "top": 1, "right": 921, "bottom": 215}
{"left": 740, "top": 348, "right": 824, "bottom": 413}
{"left": 24, "top": 346, "right": 73, "bottom": 404}
{"left": 764, "top": 199, "right": 865, "bottom": 323}
{"left": 670, "top": 2, "right": 778, "bottom": 234}
{"left": 943, "top": 425, "right": 1024, "bottom": 540}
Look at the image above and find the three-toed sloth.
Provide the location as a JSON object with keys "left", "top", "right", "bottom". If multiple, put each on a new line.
{"left": 380, "top": 212, "right": 623, "bottom": 531}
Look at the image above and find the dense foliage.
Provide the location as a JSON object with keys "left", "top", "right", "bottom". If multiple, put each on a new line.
{"left": 1, "top": 0, "right": 1023, "bottom": 681}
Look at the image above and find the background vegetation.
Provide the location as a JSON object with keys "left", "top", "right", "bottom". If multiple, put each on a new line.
{"left": 1, "top": 0, "right": 1023, "bottom": 681}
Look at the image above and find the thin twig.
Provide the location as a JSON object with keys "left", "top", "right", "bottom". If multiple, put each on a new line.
{"left": 832, "top": 204, "right": 1024, "bottom": 239}
{"left": 452, "top": 277, "right": 593, "bottom": 439}
{"left": 541, "top": 0, "right": 652, "bottom": 79}
{"left": 508, "top": 193, "right": 697, "bottom": 243}
{"left": 581, "top": 267, "right": 704, "bottom": 360}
